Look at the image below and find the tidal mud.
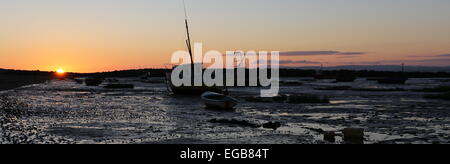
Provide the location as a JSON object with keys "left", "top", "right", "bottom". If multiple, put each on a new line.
{"left": 1, "top": 78, "right": 449, "bottom": 144}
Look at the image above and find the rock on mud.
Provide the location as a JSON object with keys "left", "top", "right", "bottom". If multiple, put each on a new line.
{"left": 246, "top": 94, "right": 329, "bottom": 104}
{"left": 342, "top": 128, "right": 365, "bottom": 144}
{"left": 323, "top": 131, "right": 337, "bottom": 143}
{"left": 262, "top": 122, "right": 282, "bottom": 130}
{"left": 209, "top": 119, "right": 282, "bottom": 130}
{"left": 208, "top": 119, "right": 261, "bottom": 128}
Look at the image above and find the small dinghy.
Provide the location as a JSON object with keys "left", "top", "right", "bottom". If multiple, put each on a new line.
{"left": 201, "top": 92, "right": 238, "bottom": 110}
{"left": 377, "top": 77, "right": 408, "bottom": 84}
{"left": 74, "top": 78, "right": 84, "bottom": 84}
{"left": 104, "top": 84, "right": 135, "bottom": 89}
{"left": 85, "top": 78, "right": 103, "bottom": 86}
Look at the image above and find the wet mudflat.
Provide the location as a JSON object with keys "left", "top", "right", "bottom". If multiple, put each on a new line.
{"left": 1, "top": 78, "right": 449, "bottom": 144}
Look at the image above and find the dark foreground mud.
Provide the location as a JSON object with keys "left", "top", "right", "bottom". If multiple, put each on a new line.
{"left": 1, "top": 78, "right": 449, "bottom": 144}
{"left": 0, "top": 95, "right": 73, "bottom": 144}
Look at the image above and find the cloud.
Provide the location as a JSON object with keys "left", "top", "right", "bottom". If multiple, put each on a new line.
{"left": 413, "top": 58, "right": 450, "bottom": 63}
{"left": 338, "top": 56, "right": 359, "bottom": 59}
{"left": 338, "top": 52, "right": 367, "bottom": 55}
{"left": 341, "top": 58, "right": 450, "bottom": 66}
{"left": 221, "top": 51, "right": 367, "bottom": 57}
{"left": 408, "top": 53, "right": 450, "bottom": 58}
{"left": 279, "top": 51, "right": 338, "bottom": 56}
{"left": 407, "top": 55, "right": 430, "bottom": 58}
{"left": 278, "top": 60, "right": 322, "bottom": 64}
{"left": 341, "top": 61, "right": 383, "bottom": 65}
{"left": 279, "top": 51, "right": 367, "bottom": 57}
{"left": 438, "top": 54, "right": 450, "bottom": 57}
{"left": 257, "top": 60, "right": 321, "bottom": 65}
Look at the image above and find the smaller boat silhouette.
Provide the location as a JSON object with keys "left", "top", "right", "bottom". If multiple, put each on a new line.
{"left": 314, "top": 64, "right": 335, "bottom": 79}
{"left": 74, "top": 78, "right": 84, "bottom": 84}
{"left": 377, "top": 63, "right": 409, "bottom": 84}
{"left": 85, "top": 78, "right": 103, "bottom": 86}
{"left": 104, "top": 84, "right": 134, "bottom": 89}
{"left": 377, "top": 77, "right": 408, "bottom": 84}
{"left": 335, "top": 72, "right": 357, "bottom": 82}
{"left": 201, "top": 92, "right": 238, "bottom": 110}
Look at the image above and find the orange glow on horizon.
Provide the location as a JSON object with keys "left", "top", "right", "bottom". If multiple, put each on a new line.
{"left": 56, "top": 69, "right": 65, "bottom": 74}
{"left": 1, "top": 1, "right": 450, "bottom": 72}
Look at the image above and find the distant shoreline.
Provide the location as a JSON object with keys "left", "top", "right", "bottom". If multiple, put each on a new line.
{"left": 0, "top": 74, "right": 53, "bottom": 92}
{"left": 1, "top": 67, "right": 450, "bottom": 92}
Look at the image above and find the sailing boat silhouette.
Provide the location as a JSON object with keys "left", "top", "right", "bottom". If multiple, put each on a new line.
{"left": 165, "top": 1, "right": 223, "bottom": 95}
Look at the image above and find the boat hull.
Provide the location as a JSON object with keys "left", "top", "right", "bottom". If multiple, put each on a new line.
{"left": 85, "top": 78, "right": 103, "bottom": 86}
{"left": 201, "top": 92, "right": 238, "bottom": 110}
{"left": 104, "top": 84, "right": 135, "bottom": 89}
{"left": 377, "top": 77, "right": 408, "bottom": 84}
{"left": 171, "top": 86, "right": 223, "bottom": 95}
{"left": 165, "top": 72, "right": 223, "bottom": 95}
{"left": 203, "top": 100, "right": 237, "bottom": 110}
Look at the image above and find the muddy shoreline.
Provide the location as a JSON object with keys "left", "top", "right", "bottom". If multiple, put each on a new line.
{"left": 1, "top": 78, "right": 450, "bottom": 144}
{"left": 0, "top": 95, "right": 73, "bottom": 144}
{"left": 0, "top": 74, "right": 53, "bottom": 91}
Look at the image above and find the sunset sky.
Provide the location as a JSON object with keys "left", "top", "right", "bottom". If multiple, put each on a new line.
{"left": 1, "top": 0, "right": 450, "bottom": 73}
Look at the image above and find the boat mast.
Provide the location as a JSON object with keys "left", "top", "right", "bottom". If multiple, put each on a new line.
{"left": 402, "top": 63, "right": 405, "bottom": 72}
{"left": 183, "top": 0, "right": 194, "bottom": 66}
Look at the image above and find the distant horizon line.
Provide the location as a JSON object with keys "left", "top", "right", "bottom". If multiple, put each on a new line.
{"left": 3, "top": 64, "right": 450, "bottom": 74}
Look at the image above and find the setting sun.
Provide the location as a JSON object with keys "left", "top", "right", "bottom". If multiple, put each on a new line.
{"left": 56, "top": 69, "right": 65, "bottom": 74}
